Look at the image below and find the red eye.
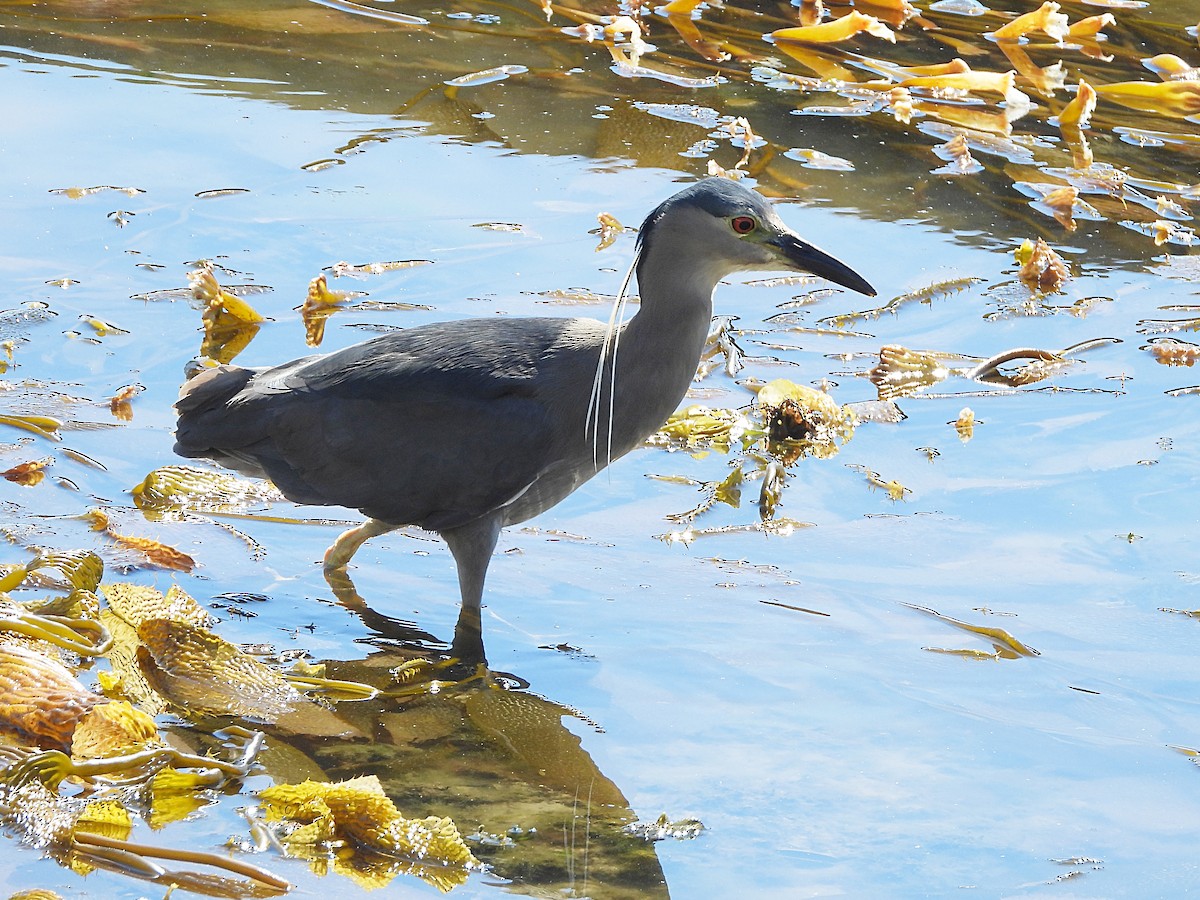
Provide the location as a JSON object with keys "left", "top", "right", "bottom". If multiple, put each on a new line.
{"left": 731, "top": 215, "right": 756, "bottom": 235}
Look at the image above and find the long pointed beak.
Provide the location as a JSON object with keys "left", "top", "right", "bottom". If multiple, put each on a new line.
{"left": 771, "top": 231, "right": 876, "bottom": 297}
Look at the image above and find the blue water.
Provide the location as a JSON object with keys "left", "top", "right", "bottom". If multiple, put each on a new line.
{"left": 2, "top": 2, "right": 1200, "bottom": 897}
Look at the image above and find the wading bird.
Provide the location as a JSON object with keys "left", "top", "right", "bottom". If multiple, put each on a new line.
{"left": 175, "top": 178, "right": 875, "bottom": 661}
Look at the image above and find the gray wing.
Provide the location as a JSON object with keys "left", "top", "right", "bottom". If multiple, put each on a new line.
{"left": 175, "top": 319, "right": 581, "bottom": 531}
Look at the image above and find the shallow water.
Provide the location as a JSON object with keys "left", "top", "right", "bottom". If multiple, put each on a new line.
{"left": 1, "top": 0, "right": 1199, "bottom": 896}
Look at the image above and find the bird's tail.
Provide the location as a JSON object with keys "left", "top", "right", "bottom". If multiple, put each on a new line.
{"left": 173, "top": 364, "right": 257, "bottom": 459}
{"left": 175, "top": 365, "right": 253, "bottom": 415}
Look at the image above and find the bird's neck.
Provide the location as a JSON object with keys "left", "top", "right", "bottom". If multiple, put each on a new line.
{"left": 601, "top": 240, "right": 721, "bottom": 452}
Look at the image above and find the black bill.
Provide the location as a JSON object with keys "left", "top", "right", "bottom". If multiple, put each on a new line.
{"left": 771, "top": 232, "right": 876, "bottom": 297}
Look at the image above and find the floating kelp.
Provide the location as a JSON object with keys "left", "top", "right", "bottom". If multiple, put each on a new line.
{"left": 905, "top": 603, "right": 1039, "bottom": 658}
{"left": 931, "top": 131, "right": 984, "bottom": 175}
{"left": 324, "top": 259, "right": 433, "bottom": 278}
{"left": 1014, "top": 182, "right": 1104, "bottom": 231}
{"left": 591, "top": 211, "right": 630, "bottom": 252}
{"left": 4, "top": 549, "right": 104, "bottom": 594}
{"left": 107, "top": 384, "right": 143, "bottom": 422}
{"left": 1144, "top": 337, "right": 1200, "bottom": 366}
{"left": 132, "top": 465, "right": 283, "bottom": 515}
{"left": 257, "top": 775, "right": 477, "bottom": 890}
{"left": 444, "top": 64, "right": 527, "bottom": 88}
{"left": 0, "top": 597, "right": 109, "bottom": 660}
{"left": 0, "top": 413, "right": 62, "bottom": 442}
{"left": 299, "top": 274, "right": 367, "bottom": 347}
{"left": 655, "top": 517, "right": 814, "bottom": 544}
{"left": 697, "top": 315, "right": 747, "bottom": 378}
{"left": 2, "top": 456, "right": 52, "bottom": 486}
{"left": 0, "top": 644, "right": 103, "bottom": 749}
{"left": 770, "top": 11, "right": 897, "bottom": 45}
{"left": 756, "top": 379, "right": 857, "bottom": 460}
{"left": 1095, "top": 80, "right": 1200, "bottom": 119}
{"left": 846, "top": 463, "right": 911, "bottom": 501}
{"left": 870, "top": 345, "right": 953, "bottom": 399}
{"left": 820, "top": 276, "right": 980, "bottom": 329}
{"left": 48, "top": 186, "right": 145, "bottom": 199}
{"left": 84, "top": 509, "right": 195, "bottom": 573}
{"left": 660, "top": 465, "right": 746, "bottom": 523}
{"left": 651, "top": 405, "right": 750, "bottom": 454}
{"left": 1015, "top": 237, "right": 1072, "bottom": 292}
{"left": 1059, "top": 78, "right": 1098, "bottom": 128}
{"left": 136, "top": 618, "right": 361, "bottom": 738}
{"left": 1120, "top": 218, "right": 1198, "bottom": 246}
{"left": 784, "top": 147, "right": 855, "bottom": 170}
{"left": 0, "top": 729, "right": 285, "bottom": 894}
{"left": 189, "top": 266, "right": 268, "bottom": 365}
{"left": 651, "top": 379, "right": 856, "bottom": 526}
{"left": 954, "top": 407, "right": 978, "bottom": 441}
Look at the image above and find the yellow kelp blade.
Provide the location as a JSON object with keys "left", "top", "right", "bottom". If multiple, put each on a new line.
{"left": 0, "top": 550, "right": 103, "bottom": 594}
{"left": 258, "top": 775, "right": 477, "bottom": 890}
{"left": 300, "top": 274, "right": 364, "bottom": 347}
{"left": 74, "top": 798, "right": 133, "bottom": 842}
{"left": 990, "top": 1, "right": 1069, "bottom": 42}
{"left": 136, "top": 618, "right": 361, "bottom": 738}
{"left": 104, "top": 582, "right": 213, "bottom": 630}
{"left": 899, "top": 69, "right": 1016, "bottom": 99}
{"left": 2, "top": 457, "right": 52, "bottom": 486}
{"left": 189, "top": 266, "right": 267, "bottom": 364}
{"left": 133, "top": 464, "right": 282, "bottom": 513}
{"left": 189, "top": 267, "right": 266, "bottom": 325}
{"left": 0, "top": 643, "right": 102, "bottom": 748}
{"left": 770, "top": 11, "right": 896, "bottom": 44}
{"left": 652, "top": 405, "right": 746, "bottom": 452}
{"left": 1068, "top": 12, "right": 1115, "bottom": 37}
{"left": 869, "top": 345, "right": 952, "bottom": 400}
{"left": 38, "top": 550, "right": 105, "bottom": 592}
{"left": 70, "top": 700, "right": 159, "bottom": 760}
{"left": 955, "top": 407, "right": 978, "bottom": 442}
{"left": 101, "top": 583, "right": 216, "bottom": 714}
{"left": 85, "top": 509, "right": 195, "bottom": 573}
{"left": 1095, "top": 80, "right": 1200, "bottom": 118}
{"left": 0, "top": 413, "right": 62, "bottom": 442}
{"left": 1142, "top": 54, "right": 1200, "bottom": 81}
{"left": 146, "top": 767, "right": 216, "bottom": 828}
{"left": 905, "top": 603, "right": 1039, "bottom": 658}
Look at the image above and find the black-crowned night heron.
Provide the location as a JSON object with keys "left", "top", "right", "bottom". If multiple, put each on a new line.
{"left": 175, "top": 178, "right": 875, "bottom": 659}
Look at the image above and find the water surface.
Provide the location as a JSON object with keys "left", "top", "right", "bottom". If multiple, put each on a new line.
{"left": 1, "top": 0, "right": 1199, "bottom": 896}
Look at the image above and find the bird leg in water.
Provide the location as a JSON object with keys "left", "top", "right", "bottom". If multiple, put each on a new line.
{"left": 323, "top": 517, "right": 399, "bottom": 570}
{"left": 441, "top": 516, "right": 502, "bottom": 667}
{"left": 322, "top": 515, "right": 499, "bottom": 669}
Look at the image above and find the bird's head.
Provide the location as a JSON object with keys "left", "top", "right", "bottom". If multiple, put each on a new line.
{"left": 637, "top": 177, "right": 876, "bottom": 297}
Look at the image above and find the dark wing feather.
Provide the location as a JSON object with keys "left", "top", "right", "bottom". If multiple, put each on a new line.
{"left": 174, "top": 319, "right": 575, "bottom": 530}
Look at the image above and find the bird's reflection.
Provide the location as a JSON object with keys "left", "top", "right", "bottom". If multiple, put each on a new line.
{"left": 260, "top": 565, "right": 672, "bottom": 898}
{"left": 323, "top": 563, "right": 487, "bottom": 670}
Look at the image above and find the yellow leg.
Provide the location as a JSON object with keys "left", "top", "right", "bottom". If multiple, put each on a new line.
{"left": 322, "top": 518, "right": 397, "bottom": 570}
